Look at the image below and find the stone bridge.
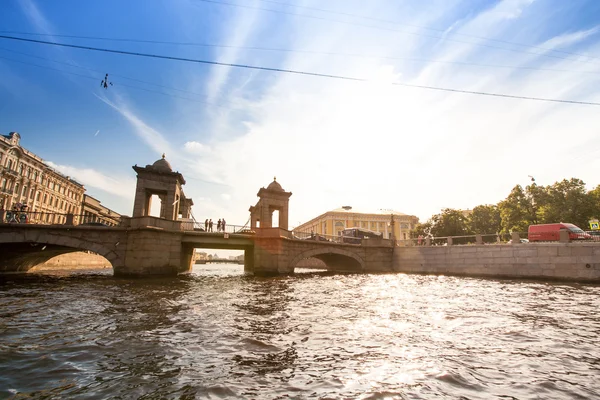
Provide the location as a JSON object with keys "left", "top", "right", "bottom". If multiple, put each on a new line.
{"left": 0, "top": 156, "right": 395, "bottom": 276}
{"left": 0, "top": 221, "right": 394, "bottom": 276}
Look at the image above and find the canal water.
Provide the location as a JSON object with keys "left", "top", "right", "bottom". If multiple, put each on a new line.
{"left": 1, "top": 264, "right": 599, "bottom": 399}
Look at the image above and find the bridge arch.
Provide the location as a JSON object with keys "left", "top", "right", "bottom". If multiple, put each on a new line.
{"left": 289, "top": 247, "right": 365, "bottom": 272}
{"left": 0, "top": 229, "right": 125, "bottom": 273}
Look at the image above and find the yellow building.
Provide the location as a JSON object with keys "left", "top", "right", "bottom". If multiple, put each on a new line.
{"left": 294, "top": 206, "right": 419, "bottom": 240}
{"left": 1, "top": 132, "right": 85, "bottom": 224}
{"left": 82, "top": 194, "right": 121, "bottom": 226}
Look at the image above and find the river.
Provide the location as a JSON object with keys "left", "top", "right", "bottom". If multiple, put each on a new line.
{"left": 1, "top": 264, "right": 599, "bottom": 399}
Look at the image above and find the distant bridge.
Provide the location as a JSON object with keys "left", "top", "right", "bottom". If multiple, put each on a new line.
{"left": 196, "top": 258, "right": 244, "bottom": 265}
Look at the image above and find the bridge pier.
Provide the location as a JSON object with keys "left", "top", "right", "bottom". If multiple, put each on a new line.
{"left": 116, "top": 230, "right": 193, "bottom": 277}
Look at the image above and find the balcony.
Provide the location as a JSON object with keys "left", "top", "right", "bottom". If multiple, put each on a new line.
{"left": 1, "top": 187, "right": 12, "bottom": 195}
{"left": 0, "top": 167, "right": 18, "bottom": 177}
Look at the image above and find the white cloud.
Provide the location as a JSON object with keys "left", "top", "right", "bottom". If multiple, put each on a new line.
{"left": 60, "top": 0, "right": 600, "bottom": 227}
{"left": 184, "top": 141, "right": 210, "bottom": 153}
{"left": 46, "top": 161, "right": 135, "bottom": 200}
{"left": 94, "top": 93, "right": 173, "bottom": 157}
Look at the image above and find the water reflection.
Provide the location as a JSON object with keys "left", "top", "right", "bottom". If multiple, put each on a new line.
{"left": 1, "top": 268, "right": 599, "bottom": 399}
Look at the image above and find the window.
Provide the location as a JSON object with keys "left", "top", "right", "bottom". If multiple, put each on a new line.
{"left": 14, "top": 183, "right": 19, "bottom": 194}
{"left": 43, "top": 194, "right": 48, "bottom": 204}
{"left": 36, "top": 192, "right": 40, "bottom": 202}
{"left": 18, "top": 164, "right": 23, "bottom": 174}
{"left": 7, "top": 159, "right": 13, "bottom": 170}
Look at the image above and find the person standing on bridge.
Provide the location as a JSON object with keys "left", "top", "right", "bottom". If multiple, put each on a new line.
{"left": 222, "top": 218, "right": 226, "bottom": 232}
{"left": 217, "top": 219, "right": 222, "bottom": 232}
{"left": 209, "top": 219, "right": 213, "bottom": 232}
{"left": 205, "top": 219, "right": 208, "bottom": 231}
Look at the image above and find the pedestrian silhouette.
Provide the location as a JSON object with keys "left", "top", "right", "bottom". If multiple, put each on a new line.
{"left": 222, "top": 218, "right": 226, "bottom": 232}
{"left": 209, "top": 219, "right": 213, "bottom": 232}
{"left": 217, "top": 219, "right": 222, "bottom": 232}
{"left": 204, "top": 219, "right": 208, "bottom": 231}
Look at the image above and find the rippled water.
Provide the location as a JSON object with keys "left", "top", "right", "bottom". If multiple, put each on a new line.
{"left": 1, "top": 265, "right": 599, "bottom": 399}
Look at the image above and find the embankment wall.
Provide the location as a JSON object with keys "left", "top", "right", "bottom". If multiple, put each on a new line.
{"left": 30, "top": 251, "right": 112, "bottom": 271}
{"left": 393, "top": 242, "right": 600, "bottom": 282}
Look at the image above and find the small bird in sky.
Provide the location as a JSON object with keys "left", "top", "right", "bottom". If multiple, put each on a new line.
{"left": 528, "top": 175, "right": 535, "bottom": 182}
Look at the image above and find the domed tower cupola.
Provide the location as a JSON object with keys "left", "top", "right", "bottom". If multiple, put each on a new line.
{"left": 150, "top": 154, "right": 173, "bottom": 173}
{"left": 131, "top": 154, "right": 191, "bottom": 221}
{"left": 249, "top": 177, "right": 292, "bottom": 230}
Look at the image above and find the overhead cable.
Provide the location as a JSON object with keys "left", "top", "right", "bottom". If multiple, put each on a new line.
{"left": 1, "top": 35, "right": 599, "bottom": 106}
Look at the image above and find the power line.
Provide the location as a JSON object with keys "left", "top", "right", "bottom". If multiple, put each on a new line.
{"left": 190, "top": 0, "right": 600, "bottom": 66}
{"left": 0, "top": 46, "right": 223, "bottom": 100}
{"left": 248, "top": 0, "right": 600, "bottom": 61}
{"left": 1, "top": 35, "right": 599, "bottom": 106}
{"left": 0, "top": 54, "right": 227, "bottom": 106}
{"left": 2, "top": 31, "right": 599, "bottom": 76}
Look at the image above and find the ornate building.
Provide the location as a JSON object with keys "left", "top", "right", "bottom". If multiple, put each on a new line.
{"left": 82, "top": 195, "right": 121, "bottom": 226}
{"left": 294, "top": 206, "right": 419, "bottom": 241}
{"left": 1, "top": 132, "right": 85, "bottom": 224}
{"left": 1, "top": 132, "right": 120, "bottom": 225}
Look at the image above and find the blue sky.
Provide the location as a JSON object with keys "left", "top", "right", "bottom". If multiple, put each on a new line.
{"left": 1, "top": 0, "right": 600, "bottom": 228}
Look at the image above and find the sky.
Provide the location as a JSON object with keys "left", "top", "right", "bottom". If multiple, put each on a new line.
{"left": 1, "top": 0, "right": 600, "bottom": 229}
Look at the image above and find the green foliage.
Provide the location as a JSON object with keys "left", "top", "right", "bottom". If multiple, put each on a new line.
{"left": 429, "top": 208, "right": 472, "bottom": 237}
{"left": 420, "top": 178, "right": 599, "bottom": 237}
{"left": 411, "top": 222, "right": 432, "bottom": 238}
{"left": 536, "top": 178, "right": 593, "bottom": 228}
{"left": 498, "top": 185, "right": 538, "bottom": 233}
{"left": 469, "top": 205, "right": 501, "bottom": 235}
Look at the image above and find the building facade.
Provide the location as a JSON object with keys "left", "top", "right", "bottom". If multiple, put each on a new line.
{"left": 82, "top": 195, "right": 121, "bottom": 226}
{"left": 294, "top": 206, "right": 419, "bottom": 241}
{"left": 1, "top": 132, "right": 120, "bottom": 225}
{"left": 1, "top": 132, "right": 85, "bottom": 224}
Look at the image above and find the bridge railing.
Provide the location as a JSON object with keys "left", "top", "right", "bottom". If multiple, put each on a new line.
{"left": 183, "top": 219, "right": 255, "bottom": 234}
{"left": 1, "top": 210, "right": 120, "bottom": 226}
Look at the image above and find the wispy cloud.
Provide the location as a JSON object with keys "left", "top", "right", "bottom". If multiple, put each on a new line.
{"left": 17, "top": 0, "right": 54, "bottom": 35}
{"left": 204, "top": 0, "right": 261, "bottom": 104}
{"left": 46, "top": 161, "right": 135, "bottom": 199}
{"left": 94, "top": 93, "right": 173, "bottom": 157}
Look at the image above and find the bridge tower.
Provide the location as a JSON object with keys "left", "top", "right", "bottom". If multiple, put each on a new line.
{"left": 249, "top": 177, "right": 292, "bottom": 230}
{"left": 132, "top": 154, "right": 189, "bottom": 220}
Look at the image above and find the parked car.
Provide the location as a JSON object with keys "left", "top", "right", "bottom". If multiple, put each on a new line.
{"left": 508, "top": 238, "right": 529, "bottom": 244}
{"left": 528, "top": 223, "right": 592, "bottom": 242}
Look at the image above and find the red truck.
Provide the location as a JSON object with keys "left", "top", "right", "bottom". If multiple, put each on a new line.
{"left": 528, "top": 223, "right": 592, "bottom": 242}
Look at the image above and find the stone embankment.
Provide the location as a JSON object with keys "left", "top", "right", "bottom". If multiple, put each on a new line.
{"left": 393, "top": 242, "right": 600, "bottom": 282}
{"left": 29, "top": 252, "right": 111, "bottom": 271}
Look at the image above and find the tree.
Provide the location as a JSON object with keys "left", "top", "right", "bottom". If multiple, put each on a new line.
{"left": 411, "top": 221, "right": 432, "bottom": 238}
{"left": 430, "top": 208, "right": 472, "bottom": 237}
{"left": 498, "top": 185, "right": 536, "bottom": 233}
{"left": 537, "top": 178, "right": 595, "bottom": 228}
{"left": 469, "top": 204, "right": 501, "bottom": 235}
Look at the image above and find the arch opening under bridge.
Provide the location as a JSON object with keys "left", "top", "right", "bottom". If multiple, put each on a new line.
{"left": 0, "top": 229, "right": 124, "bottom": 273}
{"left": 289, "top": 247, "right": 365, "bottom": 273}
